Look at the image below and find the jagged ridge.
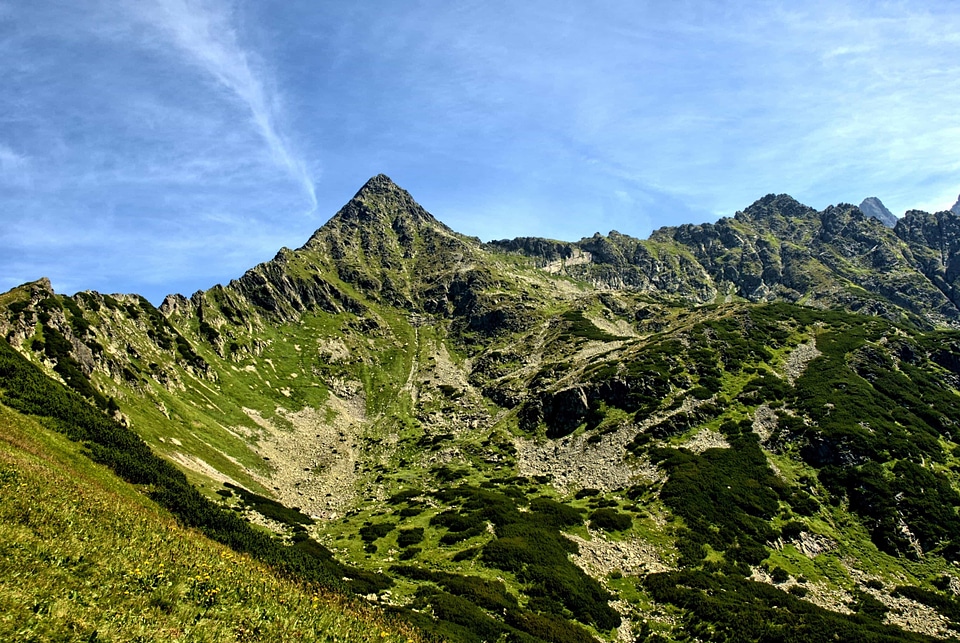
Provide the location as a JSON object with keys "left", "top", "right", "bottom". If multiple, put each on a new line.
{"left": 491, "top": 193, "right": 960, "bottom": 327}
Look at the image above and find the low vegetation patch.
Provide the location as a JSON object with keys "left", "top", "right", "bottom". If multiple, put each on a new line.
{"left": 645, "top": 570, "right": 939, "bottom": 643}
{"left": 0, "top": 339, "right": 389, "bottom": 595}
{"left": 224, "top": 482, "right": 315, "bottom": 527}
{"left": 0, "top": 405, "right": 419, "bottom": 642}
{"left": 589, "top": 507, "right": 632, "bottom": 532}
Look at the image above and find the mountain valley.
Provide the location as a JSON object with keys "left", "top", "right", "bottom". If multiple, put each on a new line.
{"left": 5, "top": 176, "right": 960, "bottom": 641}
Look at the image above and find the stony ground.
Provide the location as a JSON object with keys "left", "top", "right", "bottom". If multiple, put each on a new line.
{"left": 567, "top": 529, "right": 672, "bottom": 577}
{"left": 514, "top": 396, "right": 719, "bottom": 492}
{"left": 244, "top": 397, "right": 365, "bottom": 521}
{"left": 783, "top": 339, "right": 821, "bottom": 383}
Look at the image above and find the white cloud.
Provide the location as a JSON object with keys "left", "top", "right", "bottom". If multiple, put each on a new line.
{"left": 128, "top": 0, "right": 317, "bottom": 210}
{"left": 821, "top": 45, "right": 874, "bottom": 60}
{"left": 0, "top": 143, "right": 31, "bottom": 187}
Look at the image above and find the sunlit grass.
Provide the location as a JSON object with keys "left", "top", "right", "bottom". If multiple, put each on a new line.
{"left": 0, "top": 404, "right": 424, "bottom": 643}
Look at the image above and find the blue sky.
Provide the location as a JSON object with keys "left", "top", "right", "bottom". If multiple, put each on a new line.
{"left": 3, "top": 1, "right": 960, "bottom": 303}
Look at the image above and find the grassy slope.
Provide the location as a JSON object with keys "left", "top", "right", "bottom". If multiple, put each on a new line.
{"left": 0, "top": 402, "right": 423, "bottom": 643}
{"left": 9, "top": 258, "right": 960, "bottom": 640}
{"left": 90, "top": 295, "right": 960, "bottom": 641}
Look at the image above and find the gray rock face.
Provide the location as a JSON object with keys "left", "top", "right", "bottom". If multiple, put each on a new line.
{"left": 894, "top": 209, "right": 960, "bottom": 314}
{"left": 859, "top": 197, "right": 898, "bottom": 227}
{"left": 951, "top": 194, "right": 960, "bottom": 216}
{"left": 486, "top": 237, "right": 575, "bottom": 263}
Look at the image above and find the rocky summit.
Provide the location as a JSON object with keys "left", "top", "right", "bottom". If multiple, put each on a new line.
{"left": 859, "top": 196, "right": 898, "bottom": 228}
{"left": 5, "top": 176, "right": 960, "bottom": 642}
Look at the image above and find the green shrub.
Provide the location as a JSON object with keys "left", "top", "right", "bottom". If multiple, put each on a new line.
{"left": 223, "top": 483, "right": 314, "bottom": 527}
{"left": 932, "top": 575, "right": 952, "bottom": 591}
{"left": 650, "top": 421, "right": 784, "bottom": 565}
{"left": 440, "top": 525, "right": 485, "bottom": 545}
{"left": 529, "top": 497, "right": 583, "bottom": 528}
{"left": 68, "top": 310, "right": 91, "bottom": 338}
{"left": 850, "top": 589, "right": 889, "bottom": 620}
{"left": 359, "top": 522, "right": 395, "bottom": 544}
{"left": 433, "top": 466, "right": 467, "bottom": 482}
{"left": 506, "top": 610, "right": 598, "bottom": 643}
{"left": 399, "top": 505, "right": 423, "bottom": 517}
{"left": 431, "top": 509, "right": 485, "bottom": 533}
{"left": 393, "top": 566, "right": 518, "bottom": 612}
{"left": 770, "top": 566, "right": 789, "bottom": 584}
{"left": 388, "top": 489, "right": 422, "bottom": 504}
{"left": 561, "top": 310, "right": 624, "bottom": 342}
{"left": 452, "top": 547, "right": 480, "bottom": 562}
{"left": 7, "top": 300, "right": 30, "bottom": 318}
{"left": 690, "top": 385, "right": 713, "bottom": 400}
{"left": 781, "top": 521, "right": 804, "bottom": 540}
{"left": 397, "top": 527, "right": 424, "bottom": 548}
{"left": 423, "top": 592, "right": 507, "bottom": 642}
{"left": 398, "top": 547, "right": 420, "bottom": 561}
{"left": 198, "top": 320, "right": 220, "bottom": 344}
{"left": 37, "top": 296, "right": 62, "bottom": 312}
{"left": 589, "top": 508, "right": 632, "bottom": 532}
{"left": 646, "top": 570, "right": 933, "bottom": 642}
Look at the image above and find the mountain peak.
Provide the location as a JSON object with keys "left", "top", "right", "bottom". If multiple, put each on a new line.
{"left": 951, "top": 194, "right": 960, "bottom": 215}
{"left": 302, "top": 174, "right": 458, "bottom": 267}
{"left": 735, "top": 193, "right": 815, "bottom": 222}
{"left": 332, "top": 174, "right": 440, "bottom": 230}
{"left": 859, "top": 197, "right": 897, "bottom": 227}
{"left": 30, "top": 277, "right": 54, "bottom": 292}
{"left": 353, "top": 173, "right": 402, "bottom": 198}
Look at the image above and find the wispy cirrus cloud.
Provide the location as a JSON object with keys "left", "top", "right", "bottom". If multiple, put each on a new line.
{"left": 4, "top": 0, "right": 960, "bottom": 302}
{"left": 0, "top": 0, "right": 322, "bottom": 301}
{"left": 0, "top": 143, "right": 31, "bottom": 187}
{"left": 128, "top": 0, "right": 317, "bottom": 210}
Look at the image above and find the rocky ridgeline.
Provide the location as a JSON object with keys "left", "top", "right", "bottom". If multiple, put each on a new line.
{"left": 493, "top": 193, "right": 960, "bottom": 328}
{"left": 12, "top": 178, "right": 960, "bottom": 380}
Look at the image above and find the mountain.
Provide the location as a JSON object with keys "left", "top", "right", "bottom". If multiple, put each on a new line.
{"left": 5, "top": 176, "right": 960, "bottom": 641}
{"left": 859, "top": 196, "right": 898, "bottom": 227}
{"left": 493, "top": 192, "right": 960, "bottom": 327}
{"left": 0, "top": 345, "right": 419, "bottom": 643}
{"left": 952, "top": 194, "right": 960, "bottom": 216}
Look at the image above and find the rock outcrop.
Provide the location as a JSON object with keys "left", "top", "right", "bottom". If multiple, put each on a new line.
{"left": 859, "top": 197, "right": 898, "bottom": 227}
{"left": 493, "top": 193, "right": 960, "bottom": 327}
